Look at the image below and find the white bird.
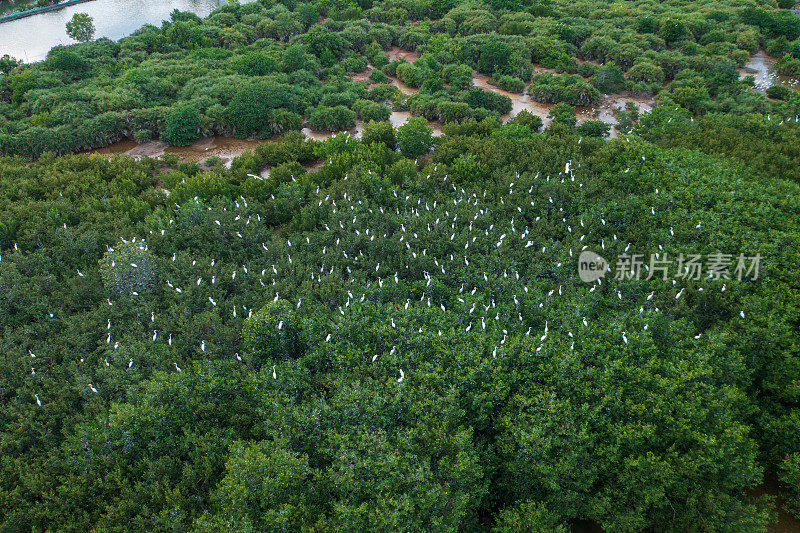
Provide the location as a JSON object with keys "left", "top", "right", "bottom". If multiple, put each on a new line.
{"left": 277, "top": 321, "right": 283, "bottom": 330}
{"left": 88, "top": 383, "right": 98, "bottom": 393}
{"left": 397, "top": 369, "right": 405, "bottom": 382}
{"left": 582, "top": 317, "right": 588, "bottom": 327}
{"left": 325, "top": 334, "right": 332, "bottom": 342}
{"left": 200, "top": 341, "right": 206, "bottom": 352}
{"left": 174, "top": 362, "right": 182, "bottom": 372}
{"left": 152, "top": 330, "right": 157, "bottom": 341}
{"left": 622, "top": 332, "right": 628, "bottom": 344}
{"left": 128, "top": 358, "right": 133, "bottom": 368}
{"left": 272, "top": 365, "right": 277, "bottom": 379}
{"left": 35, "top": 394, "right": 41, "bottom": 406}
{"left": 77, "top": 270, "right": 84, "bottom": 277}
{"left": 372, "top": 353, "right": 380, "bottom": 362}
{"left": 740, "top": 310, "right": 745, "bottom": 319}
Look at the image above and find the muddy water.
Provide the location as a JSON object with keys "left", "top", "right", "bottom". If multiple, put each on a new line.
{"left": 88, "top": 107, "right": 442, "bottom": 166}
{"left": 470, "top": 72, "right": 655, "bottom": 137}
{"left": 740, "top": 50, "right": 799, "bottom": 91}
{"left": 386, "top": 46, "right": 421, "bottom": 63}
{"left": 89, "top": 48, "right": 653, "bottom": 162}
{"left": 87, "top": 136, "right": 268, "bottom": 167}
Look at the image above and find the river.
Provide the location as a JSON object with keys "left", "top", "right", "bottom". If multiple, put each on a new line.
{"left": 0, "top": 0, "right": 253, "bottom": 63}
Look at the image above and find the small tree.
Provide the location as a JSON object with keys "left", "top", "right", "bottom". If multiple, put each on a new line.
{"left": 66, "top": 13, "right": 95, "bottom": 43}
{"left": 162, "top": 103, "right": 201, "bottom": 146}
{"left": 397, "top": 117, "right": 434, "bottom": 158}
{"left": 99, "top": 241, "right": 158, "bottom": 297}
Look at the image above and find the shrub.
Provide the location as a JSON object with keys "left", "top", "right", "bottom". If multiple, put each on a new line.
{"left": 386, "top": 158, "right": 417, "bottom": 185}
{"left": 307, "top": 106, "right": 356, "bottom": 131}
{"left": 357, "top": 101, "right": 391, "bottom": 122}
{"left": 242, "top": 300, "right": 305, "bottom": 366}
{"left": 508, "top": 110, "right": 543, "bottom": 132}
{"left": 627, "top": 62, "right": 665, "bottom": 84}
{"left": 464, "top": 87, "right": 513, "bottom": 114}
{"left": 548, "top": 103, "right": 577, "bottom": 127}
{"left": 362, "top": 120, "right": 397, "bottom": 149}
{"left": 397, "top": 116, "right": 434, "bottom": 157}
{"left": 766, "top": 84, "right": 793, "bottom": 100}
{"left": 233, "top": 51, "right": 277, "bottom": 76}
{"left": 577, "top": 120, "right": 611, "bottom": 137}
{"left": 161, "top": 103, "right": 201, "bottom": 146}
{"left": 227, "top": 82, "right": 310, "bottom": 137}
{"left": 495, "top": 75, "right": 525, "bottom": 93}
{"left": 369, "top": 69, "right": 389, "bottom": 83}
{"left": 98, "top": 240, "right": 158, "bottom": 297}
{"left": 46, "top": 50, "right": 90, "bottom": 78}
{"left": 528, "top": 73, "right": 600, "bottom": 106}
{"left": 133, "top": 129, "right": 153, "bottom": 143}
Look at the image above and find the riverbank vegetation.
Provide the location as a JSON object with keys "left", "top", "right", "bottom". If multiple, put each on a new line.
{"left": 1, "top": 0, "right": 800, "bottom": 531}
{"left": 0, "top": 0, "right": 799, "bottom": 158}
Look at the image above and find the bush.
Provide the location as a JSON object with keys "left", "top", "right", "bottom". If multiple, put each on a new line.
{"left": 227, "top": 82, "right": 310, "bottom": 137}
{"left": 362, "top": 120, "right": 397, "bottom": 149}
{"left": 397, "top": 116, "right": 434, "bottom": 157}
{"left": 197, "top": 440, "right": 312, "bottom": 531}
{"left": 162, "top": 103, "right": 201, "bottom": 146}
{"left": 508, "top": 110, "right": 543, "bottom": 132}
{"left": 495, "top": 75, "right": 525, "bottom": 93}
{"left": 242, "top": 300, "right": 305, "bottom": 366}
{"left": 528, "top": 73, "right": 600, "bottom": 106}
{"left": 358, "top": 101, "right": 391, "bottom": 122}
{"left": 548, "top": 103, "right": 577, "bottom": 127}
{"left": 766, "top": 84, "right": 793, "bottom": 100}
{"left": 233, "top": 51, "right": 277, "bottom": 76}
{"left": 464, "top": 87, "right": 513, "bottom": 115}
{"left": 577, "top": 120, "right": 611, "bottom": 137}
{"left": 133, "top": 129, "right": 153, "bottom": 143}
{"left": 627, "top": 62, "right": 666, "bottom": 84}
{"left": 591, "top": 64, "right": 625, "bottom": 93}
{"left": 98, "top": 240, "right": 158, "bottom": 297}
{"left": 307, "top": 106, "right": 356, "bottom": 131}
{"left": 369, "top": 69, "right": 389, "bottom": 83}
{"left": 46, "top": 50, "right": 90, "bottom": 78}
{"left": 386, "top": 158, "right": 417, "bottom": 185}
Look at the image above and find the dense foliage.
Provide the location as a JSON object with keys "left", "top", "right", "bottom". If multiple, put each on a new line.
{"left": 2, "top": 115, "right": 800, "bottom": 531}
{"left": 2, "top": 0, "right": 800, "bottom": 530}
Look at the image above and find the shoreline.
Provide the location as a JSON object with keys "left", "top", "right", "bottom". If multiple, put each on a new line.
{"left": 0, "top": 0, "right": 94, "bottom": 23}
